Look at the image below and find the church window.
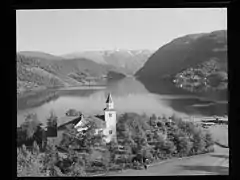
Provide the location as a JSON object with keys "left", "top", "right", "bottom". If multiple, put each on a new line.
{"left": 109, "top": 113, "right": 112, "bottom": 117}
{"left": 109, "top": 130, "right": 112, "bottom": 134}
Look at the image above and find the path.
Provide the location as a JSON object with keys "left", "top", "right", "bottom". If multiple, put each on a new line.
{"left": 107, "top": 124, "right": 229, "bottom": 176}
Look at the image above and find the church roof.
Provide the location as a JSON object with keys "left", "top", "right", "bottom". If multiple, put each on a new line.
{"left": 88, "top": 116, "right": 106, "bottom": 129}
{"left": 95, "top": 115, "right": 105, "bottom": 121}
{"left": 106, "top": 93, "right": 113, "bottom": 103}
{"left": 58, "top": 115, "right": 106, "bottom": 131}
{"left": 58, "top": 116, "right": 82, "bottom": 131}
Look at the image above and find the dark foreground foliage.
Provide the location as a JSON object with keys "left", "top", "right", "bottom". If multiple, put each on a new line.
{"left": 17, "top": 112, "right": 215, "bottom": 176}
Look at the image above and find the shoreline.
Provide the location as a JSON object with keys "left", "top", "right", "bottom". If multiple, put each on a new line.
{"left": 58, "top": 85, "right": 106, "bottom": 91}
{"left": 17, "top": 85, "right": 107, "bottom": 99}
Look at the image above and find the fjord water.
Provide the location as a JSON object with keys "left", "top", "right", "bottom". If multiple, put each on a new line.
{"left": 17, "top": 77, "right": 228, "bottom": 126}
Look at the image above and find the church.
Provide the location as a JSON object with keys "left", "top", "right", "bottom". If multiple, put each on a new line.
{"left": 74, "top": 93, "right": 117, "bottom": 143}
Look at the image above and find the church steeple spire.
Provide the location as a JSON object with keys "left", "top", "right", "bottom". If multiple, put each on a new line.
{"left": 105, "top": 93, "right": 114, "bottom": 110}
{"left": 106, "top": 93, "right": 113, "bottom": 103}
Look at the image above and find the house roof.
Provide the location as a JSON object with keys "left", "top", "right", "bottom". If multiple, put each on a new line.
{"left": 58, "top": 116, "right": 82, "bottom": 131}
{"left": 88, "top": 116, "right": 106, "bottom": 129}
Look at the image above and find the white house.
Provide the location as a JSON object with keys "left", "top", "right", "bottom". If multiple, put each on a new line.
{"left": 74, "top": 114, "right": 88, "bottom": 132}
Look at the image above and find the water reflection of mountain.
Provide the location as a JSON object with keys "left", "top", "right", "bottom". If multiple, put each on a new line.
{"left": 17, "top": 90, "right": 60, "bottom": 111}
{"left": 17, "top": 88, "right": 98, "bottom": 111}
{"left": 58, "top": 89, "right": 98, "bottom": 97}
{"left": 168, "top": 98, "right": 228, "bottom": 116}
{"left": 140, "top": 78, "right": 228, "bottom": 102}
{"left": 139, "top": 78, "right": 228, "bottom": 116}
{"left": 106, "top": 77, "right": 149, "bottom": 97}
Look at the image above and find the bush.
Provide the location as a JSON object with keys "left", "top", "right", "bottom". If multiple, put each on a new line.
{"left": 168, "top": 127, "right": 193, "bottom": 156}
{"left": 205, "top": 130, "right": 215, "bottom": 148}
{"left": 191, "top": 129, "right": 207, "bottom": 154}
{"left": 176, "top": 136, "right": 193, "bottom": 156}
{"left": 173, "top": 119, "right": 213, "bottom": 155}
{"left": 163, "top": 140, "right": 176, "bottom": 156}
{"left": 17, "top": 145, "right": 47, "bottom": 177}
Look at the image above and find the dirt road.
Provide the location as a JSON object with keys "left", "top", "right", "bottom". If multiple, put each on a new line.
{"left": 108, "top": 125, "right": 229, "bottom": 176}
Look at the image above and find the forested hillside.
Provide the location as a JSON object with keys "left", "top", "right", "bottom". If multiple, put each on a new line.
{"left": 135, "top": 30, "right": 227, "bottom": 93}
{"left": 17, "top": 53, "right": 125, "bottom": 96}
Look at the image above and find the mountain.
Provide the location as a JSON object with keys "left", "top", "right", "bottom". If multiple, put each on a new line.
{"left": 18, "top": 51, "right": 65, "bottom": 60}
{"left": 135, "top": 30, "right": 227, "bottom": 94}
{"left": 17, "top": 52, "right": 126, "bottom": 96}
{"left": 62, "top": 51, "right": 107, "bottom": 64}
{"left": 62, "top": 49, "right": 155, "bottom": 75}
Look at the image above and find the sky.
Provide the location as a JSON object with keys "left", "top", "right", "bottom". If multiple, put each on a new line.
{"left": 16, "top": 8, "right": 227, "bottom": 56}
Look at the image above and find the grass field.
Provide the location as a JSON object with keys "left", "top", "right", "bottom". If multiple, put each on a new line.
{"left": 208, "top": 124, "right": 228, "bottom": 146}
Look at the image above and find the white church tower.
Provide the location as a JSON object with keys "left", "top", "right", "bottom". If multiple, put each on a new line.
{"left": 103, "top": 93, "right": 117, "bottom": 143}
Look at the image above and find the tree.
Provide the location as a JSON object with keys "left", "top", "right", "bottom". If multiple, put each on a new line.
{"left": 175, "top": 136, "right": 193, "bottom": 156}
{"left": 149, "top": 114, "right": 157, "bottom": 127}
{"left": 46, "top": 111, "right": 58, "bottom": 137}
{"left": 162, "top": 140, "right": 176, "bottom": 157}
{"left": 42, "top": 144, "right": 59, "bottom": 176}
{"left": 64, "top": 150, "right": 86, "bottom": 176}
{"left": 204, "top": 130, "right": 215, "bottom": 152}
{"left": 106, "top": 141, "right": 119, "bottom": 163}
{"left": 17, "top": 145, "right": 46, "bottom": 177}
{"left": 190, "top": 128, "right": 207, "bottom": 154}
{"left": 152, "top": 131, "right": 167, "bottom": 159}
{"left": 17, "top": 114, "right": 44, "bottom": 148}
{"left": 21, "top": 113, "right": 42, "bottom": 139}
{"left": 33, "top": 141, "right": 40, "bottom": 155}
{"left": 101, "top": 150, "right": 111, "bottom": 171}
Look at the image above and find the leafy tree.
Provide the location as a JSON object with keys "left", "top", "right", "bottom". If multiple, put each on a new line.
{"left": 17, "top": 145, "right": 46, "bottom": 177}
{"left": 42, "top": 144, "right": 60, "bottom": 176}
{"left": 17, "top": 114, "right": 45, "bottom": 149}
{"left": 117, "top": 122, "right": 134, "bottom": 147}
{"left": 106, "top": 141, "right": 119, "bottom": 163}
{"left": 32, "top": 140, "right": 40, "bottom": 155}
{"left": 47, "top": 111, "right": 58, "bottom": 127}
{"left": 101, "top": 150, "right": 111, "bottom": 171}
{"left": 21, "top": 113, "right": 42, "bottom": 139}
{"left": 64, "top": 150, "right": 86, "bottom": 176}
{"left": 46, "top": 111, "right": 58, "bottom": 137}
{"left": 176, "top": 136, "right": 193, "bottom": 156}
{"left": 162, "top": 140, "right": 176, "bottom": 157}
{"left": 190, "top": 128, "right": 207, "bottom": 154}
{"left": 205, "top": 130, "right": 214, "bottom": 148}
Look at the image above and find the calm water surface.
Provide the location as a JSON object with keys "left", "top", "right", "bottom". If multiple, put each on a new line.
{"left": 17, "top": 77, "right": 228, "bottom": 126}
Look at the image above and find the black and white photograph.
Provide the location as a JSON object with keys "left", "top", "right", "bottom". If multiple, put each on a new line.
{"left": 16, "top": 8, "right": 228, "bottom": 176}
